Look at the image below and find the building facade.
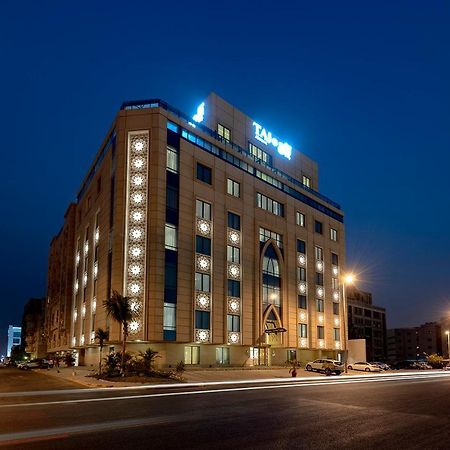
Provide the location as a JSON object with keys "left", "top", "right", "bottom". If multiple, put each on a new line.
{"left": 346, "top": 286, "right": 387, "bottom": 361}
{"left": 48, "top": 92, "right": 346, "bottom": 367}
{"left": 387, "top": 322, "right": 442, "bottom": 362}
{"left": 45, "top": 203, "right": 76, "bottom": 354}
{"left": 7, "top": 325, "right": 21, "bottom": 357}
{"left": 22, "top": 298, "right": 47, "bottom": 359}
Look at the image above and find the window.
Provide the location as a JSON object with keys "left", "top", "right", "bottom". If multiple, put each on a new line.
{"left": 185, "top": 346, "right": 200, "bottom": 365}
{"left": 218, "top": 123, "right": 231, "bottom": 142}
{"left": 299, "top": 323, "right": 308, "bottom": 338}
{"left": 227, "top": 245, "right": 240, "bottom": 263}
{"left": 315, "top": 272, "right": 323, "bottom": 286}
{"left": 297, "top": 239, "right": 306, "bottom": 254}
{"left": 333, "top": 328, "right": 341, "bottom": 341}
{"left": 227, "top": 178, "right": 240, "bottom": 197}
{"left": 302, "top": 175, "right": 311, "bottom": 188}
{"left": 249, "top": 142, "right": 272, "bottom": 165}
{"left": 298, "top": 295, "right": 307, "bottom": 309}
{"left": 331, "top": 253, "right": 339, "bottom": 266}
{"left": 256, "top": 192, "right": 284, "bottom": 216}
{"left": 227, "top": 212, "right": 241, "bottom": 230}
{"left": 195, "top": 310, "right": 210, "bottom": 329}
{"left": 317, "top": 326, "right": 324, "bottom": 339}
{"left": 333, "top": 302, "right": 339, "bottom": 315}
{"left": 196, "top": 236, "right": 211, "bottom": 255}
{"left": 297, "top": 267, "right": 306, "bottom": 281}
{"left": 315, "top": 246, "right": 323, "bottom": 261}
{"left": 196, "top": 199, "right": 211, "bottom": 220}
{"left": 228, "top": 280, "right": 241, "bottom": 297}
{"left": 167, "top": 146, "right": 179, "bottom": 173}
{"left": 163, "top": 303, "right": 176, "bottom": 331}
{"left": 316, "top": 299, "right": 324, "bottom": 312}
{"left": 315, "top": 220, "right": 323, "bottom": 234}
{"left": 330, "top": 228, "right": 337, "bottom": 242}
{"left": 165, "top": 224, "right": 177, "bottom": 250}
{"left": 216, "top": 347, "right": 230, "bottom": 365}
{"left": 195, "top": 273, "right": 210, "bottom": 292}
{"left": 227, "top": 314, "right": 240, "bottom": 332}
{"left": 332, "top": 277, "right": 339, "bottom": 289}
{"left": 196, "top": 163, "right": 212, "bottom": 184}
{"left": 296, "top": 211, "right": 305, "bottom": 227}
{"left": 259, "top": 227, "right": 283, "bottom": 248}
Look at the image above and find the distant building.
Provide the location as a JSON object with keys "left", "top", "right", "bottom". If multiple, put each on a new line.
{"left": 45, "top": 203, "right": 76, "bottom": 354}
{"left": 22, "top": 298, "right": 46, "bottom": 358}
{"left": 346, "top": 286, "right": 387, "bottom": 361}
{"left": 439, "top": 315, "right": 450, "bottom": 359}
{"left": 387, "top": 322, "right": 442, "bottom": 362}
{"left": 7, "top": 325, "right": 21, "bottom": 357}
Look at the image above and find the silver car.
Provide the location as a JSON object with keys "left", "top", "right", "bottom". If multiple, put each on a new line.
{"left": 305, "top": 359, "right": 344, "bottom": 375}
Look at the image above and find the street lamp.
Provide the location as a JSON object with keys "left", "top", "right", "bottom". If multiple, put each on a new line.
{"left": 446, "top": 331, "right": 450, "bottom": 360}
{"left": 341, "top": 273, "right": 355, "bottom": 374}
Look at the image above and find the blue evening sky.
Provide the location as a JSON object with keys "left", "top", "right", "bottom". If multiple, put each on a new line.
{"left": 0, "top": 1, "right": 449, "bottom": 355}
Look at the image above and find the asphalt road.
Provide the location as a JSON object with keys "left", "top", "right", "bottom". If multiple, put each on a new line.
{"left": 1, "top": 368, "right": 450, "bottom": 449}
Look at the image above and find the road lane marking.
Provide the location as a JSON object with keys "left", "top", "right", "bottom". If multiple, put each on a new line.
{"left": 1, "top": 371, "right": 448, "bottom": 398}
{"left": 0, "top": 372, "right": 449, "bottom": 409}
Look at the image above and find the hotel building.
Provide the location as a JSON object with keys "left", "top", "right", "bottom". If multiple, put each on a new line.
{"left": 47, "top": 92, "right": 346, "bottom": 367}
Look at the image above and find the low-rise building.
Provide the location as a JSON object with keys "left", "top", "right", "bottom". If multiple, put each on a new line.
{"left": 387, "top": 322, "right": 442, "bottom": 362}
{"left": 346, "top": 286, "right": 386, "bottom": 362}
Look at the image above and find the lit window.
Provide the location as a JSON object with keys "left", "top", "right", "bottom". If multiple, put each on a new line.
{"left": 256, "top": 192, "right": 284, "bottom": 217}
{"left": 165, "top": 224, "right": 177, "bottom": 250}
{"left": 249, "top": 142, "right": 272, "bottom": 165}
{"left": 302, "top": 175, "right": 311, "bottom": 188}
{"left": 315, "top": 246, "right": 323, "bottom": 261}
{"left": 184, "top": 346, "right": 200, "bottom": 365}
{"left": 259, "top": 227, "right": 283, "bottom": 248}
{"left": 296, "top": 211, "right": 305, "bottom": 227}
{"left": 299, "top": 323, "right": 308, "bottom": 338}
{"left": 227, "top": 314, "right": 240, "bottom": 332}
{"left": 196, "top": 199, "right": 211, "bottom": 220}
{"left": 217, "top": 123, "right": 231, "bottom": 142}
{"left": 333, "top": 328, "right": 341, "bottom": 341}
{"left": 227, "top": 178, "right": 240, "bottom": 197}
{"left": 195, "top": 273, "right": 210, "bottom": 292}
{"left": 227, "top": 245, "right": 240, "bottom": 263}
{"left": 166, "top": 146, "right": 179, "bottom": 173}
{"left": 163, "top": 303, "right": 176, "bottom": 331}
{"left": 330, "top": 228, "right": 337, "bottom": 242}
{"left": 297, "top": 267, "right": 306, "bottom": 281}
{"left": 316, "top": 299, "right": 324, "bottom": 312}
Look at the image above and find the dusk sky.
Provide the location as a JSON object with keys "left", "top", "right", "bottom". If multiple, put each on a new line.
{"left": 1, "top": 1, "right": 449, "bottom": 356}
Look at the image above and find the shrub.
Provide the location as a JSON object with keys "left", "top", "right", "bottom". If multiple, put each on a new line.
{"left": 427, "top": 354, "right": 444, "bottom": 369}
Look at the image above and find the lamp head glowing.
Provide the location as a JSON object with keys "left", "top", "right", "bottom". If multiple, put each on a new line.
{"left": 343, "top": 273, "right": 355, "bottom": 285}
{"left": 446, "top": 330, "right": 450, "bottom": 335}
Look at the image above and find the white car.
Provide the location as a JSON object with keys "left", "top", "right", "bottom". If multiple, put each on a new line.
{"left": 348, "top": 362, "right": 381, "bottom": 372}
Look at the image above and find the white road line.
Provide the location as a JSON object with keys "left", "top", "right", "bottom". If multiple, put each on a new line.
{"left": 0, "top": 372, "right": 448, "bottom": 409}
{"left": 1, "top": 371, "right": 448, "bottom": 398}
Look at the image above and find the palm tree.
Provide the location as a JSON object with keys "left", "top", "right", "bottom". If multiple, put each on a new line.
{"left": 103, "top": 290, "right": 133, "bottom": 374}
{"left": 95, "top": 328, "right": 109, "bottom": 375}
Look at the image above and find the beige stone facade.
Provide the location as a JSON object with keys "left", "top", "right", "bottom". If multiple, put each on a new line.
{"left": 47, "top": 93, "right": 346, "bottom": 368}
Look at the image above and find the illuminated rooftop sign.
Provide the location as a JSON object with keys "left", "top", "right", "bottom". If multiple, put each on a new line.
{"left": 252, "top": 122, "right": 292, "bottom": 160}
{"left": 192, "top": 102, "right": 205, "bottom": 123}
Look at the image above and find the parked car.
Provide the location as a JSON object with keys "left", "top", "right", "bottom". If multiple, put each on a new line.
{"left": 347, "top": 362, "right": 382, "bottom": 372}
{"left": 372, "top": 362, "right": 391, "bottom": 371}
{"left": 305, "top": 359, "right": 344, "bottom": 375}
{"left": 392, "top": 360, "right": 422, "bottom": 370}
{"left": 415, "top": 361, "right": 432, "bottom": 370}
{"left": 19, "top": 359, "right": 52, "bottom": 370}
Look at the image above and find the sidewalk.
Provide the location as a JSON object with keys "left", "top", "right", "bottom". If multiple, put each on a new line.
{"left": 36, "top": 365, "right": 343, "bottom": 388}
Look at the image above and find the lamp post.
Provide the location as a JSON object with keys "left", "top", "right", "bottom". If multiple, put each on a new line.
{"left": 341, "top": 273, "right": 355, "bottom": 374}
{"left": 446, "top": 331, "right": 450, "bottom": 360}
